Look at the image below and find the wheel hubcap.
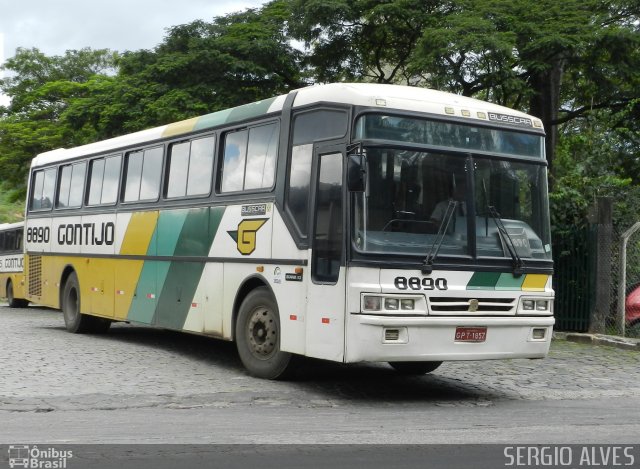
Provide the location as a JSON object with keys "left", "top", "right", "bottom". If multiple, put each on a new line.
{"left": 65, "top": 288, "right": 78, "bottom": 322}
{"left": 247, "top": 307, "right": 277, "bottom": 359}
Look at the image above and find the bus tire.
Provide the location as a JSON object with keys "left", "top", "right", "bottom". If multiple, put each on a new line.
{"left": 235, "top": 287, "right": 293, "bottom": 379}
{"left": 389, "top": 361, "right": 442, "bottom": 375}
{"left": 62, "top": 272, "right": 111, "bottom": 334}
{"left": 7, "top": 280, "right": 29, "bottom": 308}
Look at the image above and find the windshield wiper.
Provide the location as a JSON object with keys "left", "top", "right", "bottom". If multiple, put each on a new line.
{"left": 487, "top": 205, "right": 524, "bottom": 277}
{"left": 422, "top": 200, "right": 457, "bottom": 274}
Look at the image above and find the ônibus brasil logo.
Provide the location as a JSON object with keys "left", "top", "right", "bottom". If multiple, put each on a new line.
{"left": 8, "top": 445, "right": 73, "bottom": 468}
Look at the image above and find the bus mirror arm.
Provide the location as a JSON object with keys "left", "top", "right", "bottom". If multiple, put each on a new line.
{"left": 347, "top": 152, "right": 367, "bottom": 192}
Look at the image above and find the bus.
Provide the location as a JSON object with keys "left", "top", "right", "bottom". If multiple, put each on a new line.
{"left": 23, "top": 83, "right": 554, "bottom": 378}
{"left": 0, "top": 222, "right": 28, "bottom": 308}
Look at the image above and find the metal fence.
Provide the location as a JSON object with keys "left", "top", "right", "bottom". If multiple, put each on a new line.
{"left": 609, "top": 222, "right": 640, "bottom": 337}
{"left": 554, "top": 219, "right": 640, "bottom": 337}
{"left": 552, "top": 225, "right": 596, "bottom": 332}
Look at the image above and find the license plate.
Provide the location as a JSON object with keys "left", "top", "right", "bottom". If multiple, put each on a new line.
{"left": 455, "top": 327, "right": 487, "bottom": 342}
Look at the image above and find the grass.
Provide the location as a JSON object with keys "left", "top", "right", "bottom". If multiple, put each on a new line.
{"left": 0, "top": 183, "right": 25, "bottom": 224}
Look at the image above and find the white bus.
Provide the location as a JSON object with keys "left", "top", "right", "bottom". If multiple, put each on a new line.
{"left": 0, "top": 222, "right": 28, "bottom": 308}
{"left": 24, "top": 83, "right": 554, "bottom": 378}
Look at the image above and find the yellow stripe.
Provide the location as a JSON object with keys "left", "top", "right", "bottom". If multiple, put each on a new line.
{"left": 115, "top": 211, "right": 159, "bottom": 320}
{"left": 120, "top": 211, "right": 159, "bottom": 255}
{"left": 161, "top": 117, "right": 198, "bottom": 138}
{"left": 522, "top": 274, "right": 548, "bottom": 292}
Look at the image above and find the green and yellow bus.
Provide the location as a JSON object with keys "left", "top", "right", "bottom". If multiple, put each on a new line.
{"left": 24, "top": 83, "right": 554, "bottom": 378}
{"left": 0, "top": 222, "right": 28, "bottom": 308}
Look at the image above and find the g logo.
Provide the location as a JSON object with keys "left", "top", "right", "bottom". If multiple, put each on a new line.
{"left": 227, "top": 219, "right": 268, "bottom": 255}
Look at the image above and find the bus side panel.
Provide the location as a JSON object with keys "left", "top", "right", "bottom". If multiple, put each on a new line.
{"left": 209, "top": 204, "right": 273, "bottom": 339}
{"left": 0, "top": 253, "right": 26, "bottom": 300}
{"left": 304, "top": 267, "right": 346, "bottom": 362}
{"left": 270, "top": 211, "right": 307, "bottom": 355}
{"left": 155, "top": 207, "right": 220, "bottom": 331}
{"left": 80, "top": 214, "right": 118, "bottom": 318}
{"left": 121, "top": 211, "right": 159, "bottom": 324}
{"left": 24, "top": 218, "right": 53, "bottom": 306}
{"left": 0, "top": 274, "right": 8, "bottom": 298}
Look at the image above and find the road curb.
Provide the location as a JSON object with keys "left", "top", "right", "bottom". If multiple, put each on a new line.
{"left": 554, "top": 331, "right": 640, "bottom": 351}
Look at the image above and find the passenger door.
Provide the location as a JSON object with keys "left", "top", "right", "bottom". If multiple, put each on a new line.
{"left": 304, "top": 144, "right": 347, "bottom": 361}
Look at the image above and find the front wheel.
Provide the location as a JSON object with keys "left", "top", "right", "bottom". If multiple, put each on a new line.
{"left": 389, "top": 361, "right": 443, "bottom": 375}
{"left": 235, "top": 287, "right": 293, "bottom": 379}
{"left": 62, "top": 272, "right": 111, "bottom": 334}
{"left": 7, "top": 280, "right": 29, "bottom": 308}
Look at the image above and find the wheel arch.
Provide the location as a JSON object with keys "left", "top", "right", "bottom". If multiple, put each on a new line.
{"left": 231, "top": 274, "right": 276, "bottom": 342}
{"left": 59, "top": 264, "right": 77, "bottom": 309}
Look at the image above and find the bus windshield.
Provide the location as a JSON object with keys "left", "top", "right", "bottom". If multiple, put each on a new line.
{"left": 352, "top": 118, "right": 552, "bottom": 263}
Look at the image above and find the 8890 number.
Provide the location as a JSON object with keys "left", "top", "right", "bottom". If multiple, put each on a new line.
{"left": 394, "top": 276, "right": 448, "bottom": 291}
{"left": 26, "top": 226, "right": 50, "bottom": 243}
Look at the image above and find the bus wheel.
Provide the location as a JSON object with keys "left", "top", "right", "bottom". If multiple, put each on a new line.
{"left": 235, "top": 287, "right": 293, "bottom": 379}
{"left": 62, "top": 272, "right": 111, "bottom": 334}
{"left": 7, "top": 280, "right": 28, "bottom": 308}
{"left": 389, "top": 361, "right": 443, "bottom": 375}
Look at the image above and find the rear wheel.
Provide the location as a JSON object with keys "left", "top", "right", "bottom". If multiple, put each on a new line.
{"left": 235, "top": 287, "right": 293, "bottom": 379}
{"left": 62, "top": 272, "right": 110, "bottom": 333}
{"left": 389, "top": 361, "right": 443, "bottom": 375}
{"left": 7, "top": 280, "right": 29, "bottom": 308}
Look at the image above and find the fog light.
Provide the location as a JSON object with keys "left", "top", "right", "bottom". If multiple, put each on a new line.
{"left": 536, "top": 300, "right": 548, "bottom": 311}
{"left": 401, "top": 299, "right": 415, "bottom": 310}
{"left": 363, "top": 296, "right": 381, "bottom": 311}
{"left": 522, "top": 300, "right": 535, "bottom": 310}
{"left": 385, "top": 298, "right": 399, "bottom": 310}
{"left": 532, "top": 328, "right": 546, "bottom": 340}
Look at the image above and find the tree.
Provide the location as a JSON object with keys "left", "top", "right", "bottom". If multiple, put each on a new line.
{"left": 64, "top": 0, "right": 306, "bottom": 139}
{"left": 0, "top": 48, "right": 118, "bottom": 190}
{"left": 290, "top": 0, "right": 640, "bottom": 177}
{"left": 289, "top": 0, "right": 447, "bottom": 84}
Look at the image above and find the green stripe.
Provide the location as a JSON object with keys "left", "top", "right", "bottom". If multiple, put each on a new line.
{"left": 154, "top": 207, "right": 225, "bottom": 330}
{"left": 466, "top": 272, "right": 501, "bottom": 290}
{"left": 127, "top": 217, "right": 162, "bottom": 324}
{"left": 194, "top": 97, "right": 277, "bottom": 132}
{"left": 495, "top": 273, "right": 526, "bottom": 290}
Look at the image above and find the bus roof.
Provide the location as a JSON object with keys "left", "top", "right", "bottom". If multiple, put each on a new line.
{"left": 32, "top": 83, "right": 543, "bottom": 168}
{"left": 0, "top": 221, "right": 24, "bottom": 231}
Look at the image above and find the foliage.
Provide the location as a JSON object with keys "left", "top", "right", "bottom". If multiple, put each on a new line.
{"left": 0, "top": 48, "right": 118, "bottom": 192}
{"left": 551, "top": 108, "right": 640, "bottom": 232}
{"left": 0, "top": 0, "right": 638, "bottom": 233}
{"left": 63, "top": 0, "right": 306, "bottom": 139}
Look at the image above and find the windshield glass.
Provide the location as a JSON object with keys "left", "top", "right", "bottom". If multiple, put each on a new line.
{"left": 352, "top": 147, "right": 552, "bottom": 262}
{"left": 355, "top": 114, "right": 544, "bottom": 159}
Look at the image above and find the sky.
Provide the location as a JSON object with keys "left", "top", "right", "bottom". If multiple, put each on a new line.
{"left": 0, "top": 0, "right": 269, "bottom": 106}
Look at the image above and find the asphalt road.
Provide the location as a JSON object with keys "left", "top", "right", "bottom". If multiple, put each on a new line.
{"left": 1, "top": 304, "right": 639, "bottom": 467}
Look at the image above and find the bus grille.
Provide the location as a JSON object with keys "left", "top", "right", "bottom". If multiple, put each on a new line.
{"left": 28, "top": 256, "right": 42, "bottom": 297}
{"left": 428, "top": 297, "right": 515, "bottom": 314}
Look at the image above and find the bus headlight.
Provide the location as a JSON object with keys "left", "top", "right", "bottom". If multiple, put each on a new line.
{"left": 401, "top": 299, "right": 415, "bottom": 310}
{"left": 363, "top": 296, "right": 381, "bottom": 311}
{"left": 518, "top": 297, "right": 553, "bottom": 315}
{"left": 385, "top": 298, "right": 399, "bottom": 310}
{"left": 361, "top": 295, "right": 424, "bottom": 314}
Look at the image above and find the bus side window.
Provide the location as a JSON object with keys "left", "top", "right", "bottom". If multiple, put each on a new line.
{"left": 167, "top": 136, "right": 215, "bottom": 199}
{"left": 286, "top": 109, "right": 347, "bottom": 239}
{"left": 30, "top": 168, "right": 56, "bottom": 211}
{"left": 124, "top": 147, "right": 162, "bottom": 202}
{"left": 312, "top": 152, "right": 343, "bottom": 283}
{"left": 57, "top": 162, "right": 86, "bottom": 209}
{"left": 219, "top": 122, "right": 278, "bottom": 193}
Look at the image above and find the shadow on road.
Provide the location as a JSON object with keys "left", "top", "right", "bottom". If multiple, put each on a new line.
{"left": 30, "top": 307, "right": 506, "bottom": 403}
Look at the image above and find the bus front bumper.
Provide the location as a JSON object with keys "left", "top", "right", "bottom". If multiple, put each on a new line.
{"left": 345, "top": 315, "right": 555, "bottom": 363}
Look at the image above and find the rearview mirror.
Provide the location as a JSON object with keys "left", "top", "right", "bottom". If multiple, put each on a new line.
{"left": 347, "top": 153, "right": 366, "bottom": 192}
